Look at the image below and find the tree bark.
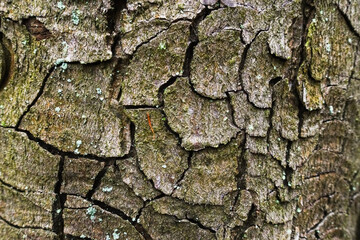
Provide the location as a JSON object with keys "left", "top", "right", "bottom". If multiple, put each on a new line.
{"left": 0, "top": 0, "right": 359, "bottom": 239}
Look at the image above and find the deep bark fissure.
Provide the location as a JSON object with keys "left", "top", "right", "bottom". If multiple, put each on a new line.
{"left": 85, "top": 162, "right": 111, "bottom": 200}
{"left": 52, "top": 156, "right": 65, "bottom": 239}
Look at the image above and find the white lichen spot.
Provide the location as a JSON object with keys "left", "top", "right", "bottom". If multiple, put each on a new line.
{"left": 74, "top": 148, "right": 80, "bottom": 154}
{"left": 55, "top": 58, "right": 65, "bottom": 65}
{"left": 296, "top": 208, "right": 302, "bottom": 213}
{"left": 325, "top": 43, "right": 331, "bottom": 53}
{"left": 55, "top": 107, "right": 61, "bottom": 113}
{"left": 348, "top": 38, "right": 352, "bottom": 44}
{"left": 80, "top": 234, "right": 86, "bottom": 239}
{"left": 58, "top": 89, "right": 63, "bottom": 94}
{"left": 162, "top": 164, "right": 167, "bottom": 169}
{"left": 248, "top": 124, "right": 254, "bottom": 131}
{"left": 0, "top": 105, "right": 4, "bottom": 109}
{"left": 96, "top": 88, "right": 102, "bottom": 95}
{"left": 56, "top": 209, "right": 61, "bottom": 214}
{"left": 286, "top": 229, "right": 292, "bottom": 235}
{"left": 102, "top": 186, "right": 113, "bottom": 193}
{"left": 329, "top": 105, "right": 334, "bottom": 114}
{"left": 256, "top": 74, "right": 262, "bottom": 80}
{"left": 60, "top": 62, "right": 68, "bottom": 71}
{"left": 67, "top": 78, "right": 72, "bottom": 83}
{"left": 86, "top": 205, "right": 97, "bottom": 222}
{"left": 57, "top": 1, "right": 66, "bottom": 10}
{"left": 106, "top": 235, "right": 111, "bottom": 240}
{"left": 158, "top": 42, "right": 166, "bottom": 50}
{"left": 72, "top": 9, "right": 81, "bottom": 25}
{"left": 76, "top": 140, "right": 82, "bottom": 148}
{"left": 113, "top": 229, "right": 120, "bottom": 240}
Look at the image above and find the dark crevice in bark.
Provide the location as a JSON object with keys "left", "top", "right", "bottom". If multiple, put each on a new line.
{"left": 171, "top": 151, "right": 193, "bottom": 195}
{"left": 0, "top": 33, "right": 13, "bottom": 92}
{"left": 226, "top": 92, "right": 240, "bottom": 129}
{"left": 157, "top": 76, "right": 178, "bottom": 107}
{"left": 335, "top": 4, "right": 360, "bottom": 39}
{"left": 0, "top": 215, "right": 52, "bottom": 231}
{"left": 184, "top": 214, "right": 216, "bottom": 233}
{"left": 182, "top": 7, "right": 211, "bottom": 77}
{"left": 284, "top": 141, "right": 294, "bottom": 188}
{"left": 233, "top": 203, "right": 257, "bottom": 240}
{"left": 14, "top": 66, "right": 55, "bottom": 129}
{"left": 85, "top": 162, "right": 110, "bottom": 200}
{"left": 233, "top": 132, "right": 247, "bottom": 209}
{"left": 356, "top": 213, "right": 360, "bottom": 240}
{"left": 23, "top": 17, "right": 52, "bottom": 40}
{"left": 237, "top": 29, "right": 270, "bottom": 110}
{"left": 90, "top": 199, "right": 154, "bottom": 240}
{"left": 0, "top": 177, "right": 25, "bottom": 193}
{"left": 52, "top": 156, "right": 65, "bottom": 239}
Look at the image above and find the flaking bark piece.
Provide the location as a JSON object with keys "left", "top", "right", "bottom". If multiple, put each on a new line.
{"left": 125, "top": 109, "right": 189, "bottom": 195}
{"left": 164, "top": 77, "right": 239, "bottom": 151}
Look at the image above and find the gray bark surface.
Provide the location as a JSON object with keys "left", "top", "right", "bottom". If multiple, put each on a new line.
{"left": 0, "top": 0, "right": 359, "bottom": 239}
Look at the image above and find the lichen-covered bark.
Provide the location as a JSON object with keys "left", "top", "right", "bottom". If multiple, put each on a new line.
{"left": 0, "top": 0, "right": 359, "bottom": 239}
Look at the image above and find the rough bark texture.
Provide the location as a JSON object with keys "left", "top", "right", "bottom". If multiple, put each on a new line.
{"left": 0, "top": 0, "right": 359, "bottom": 239}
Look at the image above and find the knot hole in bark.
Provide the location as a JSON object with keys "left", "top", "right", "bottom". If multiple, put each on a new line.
{"left": 0, "top": 33, "right": 12, "bottom": 92}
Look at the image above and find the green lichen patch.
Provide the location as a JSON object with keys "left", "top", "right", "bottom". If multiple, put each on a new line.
{"left": 92, "top": 166, "right": 144, "bottom": 219}
{"left": 20, "top": 62, "right": 132, "bottom": 157}
{"left": 191, "top": 29, "right": 244, "bottom": 99}
{"left": 0, "top": 128, "right": 60, "bottom": 195}
{"left": 242, "top": 32, "right": 284, "bottom": 108}
{"left": 63, "top": 197, "right": 144, "bottom": 240}
{"left": 125, "top": 109, "right": 189, "bottom": 195}
{"left": 245, "top": 136, "right": 268, "bottom": 155}
{"left": 261, "top": 192, "right": 296, "bottom": 224}
{"left": 272, "top": 79, "right": 299, "bottom": 141}
{"left": 229, "top": 91, "right": 270, "bottom": 137}
{"left": 62, "top": 157, "right": 103, "bottom": 196}
{"left": 173, "top": 136, "right": 242, "bottom": 205}
{"left": 139, "top": 205, "right": 216, "bottom": 240}
{"left": 164, "top": 78, "right": 239, "bottom": 150}
{"left": 120, "top": 21, "right": 190, "bottom": 106}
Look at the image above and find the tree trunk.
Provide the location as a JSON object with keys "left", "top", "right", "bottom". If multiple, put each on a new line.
{"left": 0, "top": 0, "right": 359, "bottom": 239}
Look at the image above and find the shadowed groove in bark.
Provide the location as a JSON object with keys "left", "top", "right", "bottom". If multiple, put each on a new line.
{"left": 232, "top": 203, "right": 257, "bottom": 239}
{"left": 0, "top": 33, "right": 13, "bottom": 92}
{"left": 85, "top": 162, "right": 111, "bottom": 200}
{"left": 356, "top": 213, "right": 360, "bottom": 240}
{"left": 0, "top": 214, "right": 52, "bottom": 231}
{"left": 171, "top": 151, "right": 193, "bottom": 195}
{"left": 52, "top": 156, "right": 65, "bottom": 239}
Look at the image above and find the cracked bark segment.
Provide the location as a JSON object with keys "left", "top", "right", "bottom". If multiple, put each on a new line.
{"left": 117, "top": 0, "right": 203, "bottom": 57}
{"left": 191, "top": 28, "right": 244, "bottom": 99}
{"left": 288, "top": 136, "right": 318, "bottom": 170}
{"left": 318, "top": 120, "right": 348, "bottom": 153}
{"left": 306, "top": 5, "right": 358, "bottom": 86}
{"left": 292, "top": 150, "right": 351, "bottom": 188}
{"left": 197, "top": 7, "right": 267, "bottom": 44}
{"left": 150, "top": 196, "right": 229, "bottom": 231}
{"left": 120, "top": 21, "right": 190, "bottom": 106}
{"left": 20, "top": 62, "right": 132, "bottom": 157}
{"left": 268, "top": 129, "right": 287, "bottom": 167}
{"left": 63, "top": 197, "right": 144, "bottom": 240}
{"left": 267, "top": 1, "right": 302, "bottom": 60}
{"left": 0, "top": 21, "right": 52, "bottom": 127}
{"left": 272, "top": 79, "right": 299, "bottom": 141}
{"left": 229, "top": 91, "right": 270, "bottom": 137}
{"left": 337, "top": 0, "right": 360, "bottom": 35}
{"left": 242, "top": 32, "right": 284, "bottom": 108}
{"left": 125, "top": 109, "right": 188, "bottom": 195}
{"left": 245, "top": 136, "right": 268, "bottom": 155}
{"left": 322, "top": 86, "right": 347, "bottom": 120}
{"left": 0, "top": 219, "right": 58, "bottom": 240}
{"left": 300, "top": 110, "right": 321, "bottom": 138}
{"left": 296, "top": 64, "right": 324, "bottom": 111}
{"left": 261, "top": 192, "right": 296, "bottom": 224}
{"left": 92, "top": 166, "right": 144, "bottom": 219}
{"left": 173, "top": 136, "right": 242, "bottom": 205}
{"left": 1, "top": 1, "right": 113, "bottom": 63}
{"left": 0, "top": 128, "right": 60, "bottom": 195}
{"left": 245, "top": 151, "right": 283, "bottom": 188}
{"left": 306, "top": 213, "right": 352, "bottom": 240}
{"left": 244, "top": 221, "right": 293, "bottom": 240}
{"left": 164, "top": 78, "right": 239, "bottom": 150}
{"left": 116, "top": 158, "right": 161, "bottom": 201}
{"left": 62, "top": 157, "right": 103, "bottom": 196}
{"left": 0, "top": 182, "right": 53, "bottom": 229}
{"left": 139, "top": 205, "right": 216, "bottom": 240}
